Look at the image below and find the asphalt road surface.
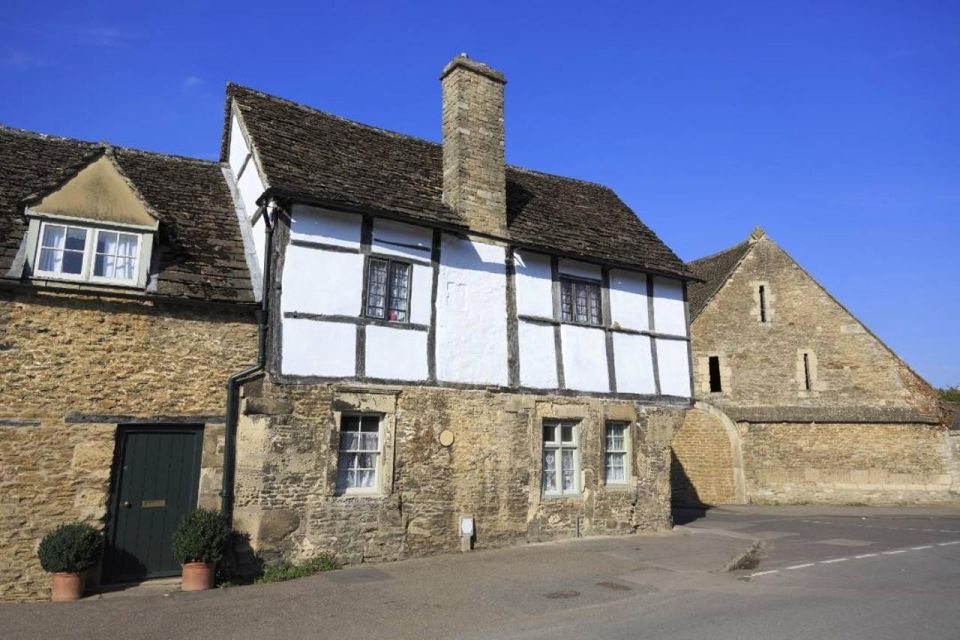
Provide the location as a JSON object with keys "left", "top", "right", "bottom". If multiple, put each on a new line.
{"left": 2, "top": 506, "right": 958, "bottom": 639}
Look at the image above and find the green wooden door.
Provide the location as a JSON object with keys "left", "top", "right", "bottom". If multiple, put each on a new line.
{"left": 103, "top": 426, "right": 204, "bottom": 583}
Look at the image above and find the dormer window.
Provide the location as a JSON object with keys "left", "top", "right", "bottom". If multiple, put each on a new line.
{"left": 34, "top": 221, "right": 142, "bottom": 286}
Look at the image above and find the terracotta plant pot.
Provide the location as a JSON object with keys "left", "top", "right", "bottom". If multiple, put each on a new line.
{"left": 51, "top": 572, "right": 85, "bottom": 602}
{"left": 181, "top": 562, "right": 215, "bottom": 591}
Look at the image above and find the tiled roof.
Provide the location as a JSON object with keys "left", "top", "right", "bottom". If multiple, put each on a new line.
{"left": 224, "top": 84, "right": 689, "bottom": 278}
{"left": 0, "top": 126, "right": 255, "bottom": 304}
{"left": 686, "top": 238, "right": 755, "bottom": 319}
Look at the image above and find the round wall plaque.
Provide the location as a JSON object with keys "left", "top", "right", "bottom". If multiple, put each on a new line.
{"left": 438, "top": 430, "right": 455, "bottom": 447}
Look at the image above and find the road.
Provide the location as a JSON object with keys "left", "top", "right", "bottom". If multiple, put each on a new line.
{"left": 2, "top": 506, "right": 959, "bottom": 639}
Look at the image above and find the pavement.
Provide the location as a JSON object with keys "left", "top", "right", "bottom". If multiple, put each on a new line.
{"left": 2, "top": 505, "right": 960, "bottom": 639}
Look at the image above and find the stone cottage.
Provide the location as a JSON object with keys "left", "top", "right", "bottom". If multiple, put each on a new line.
{"left": 223, "top": 55, "right": 694, "bottom": 566}
{"left": 672, "top": 227, "right": 950, "bottom": 505}
{"left": 0, "top": 127, "right": 259, "bottom": 600}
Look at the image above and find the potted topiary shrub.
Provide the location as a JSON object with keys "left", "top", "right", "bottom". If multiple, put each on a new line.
{"left": 37, "top": 522, "right": 103, "bottom": 602}
{"left": 172, "top": 509, "right": 231, "bottom": 591}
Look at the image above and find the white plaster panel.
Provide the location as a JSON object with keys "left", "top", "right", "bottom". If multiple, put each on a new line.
{"left": 365, "top": 325, "right": 428, "bottom": 381}
{"left": 435, "top": 235, "right": 508, "bottom": 385}
{"left": 518, "top": 320, "right": 558, "bottom": 389}
{"left": 653, "top": 277, "right": 688, "bottom": 337}
{"left": 251, "top": 215, "right": 267, "bottom": 275}
{"left": 514, "top": 250, "right": 553, "bottom": 318}
{"left": 560, "top": 324, "right": 609, "bottom": 393}
{"left": 281, "top": 318, "right": 356, "bottom": 377}
{"left": 558, "top": 258, "right": 601, "bottom": 281}
{"left": 289, "top": 205, "right": 362, "bottom": 249}
{"left": 236, "top": 160, "right": 265, "bottom": 222}
{"left": 609, "top": 269, "right": 649, "bottom": 332}
{"left": 656, "top": 338, "right": 692, "bottom": 397}
{"left": 613, "top": 333, "right": 656, "bottom": 395}
{"left": 282, "top": 247, "right": 364, "bottom": 316}
{"left": 409, "top": 264, "right": 432, "bottom": 325}
{"left": 228, "top": 115, "right": 250, "bottom": 176}
{"left": 372, "top": 218, "right": 432, "bottom": 261}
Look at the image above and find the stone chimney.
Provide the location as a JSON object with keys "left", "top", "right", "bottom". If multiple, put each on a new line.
{"left": 440, "top": 54, "right": 507, "bottom": 236}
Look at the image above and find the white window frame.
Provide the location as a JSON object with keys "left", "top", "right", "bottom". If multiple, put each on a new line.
{"left": 335, "top": 414, "right": 384, "bottom": 496}
{"left": 604, "top": 421, "right": 630, "bottom": 486}
{"left": 541, "top": 420, "right": 580, "bottom": 497}
{"left": 33, "top": 221, "right": 143, "bottom": 287}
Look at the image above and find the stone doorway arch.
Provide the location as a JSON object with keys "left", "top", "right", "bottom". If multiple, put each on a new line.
{"left": 671, "top": 401, "right": 746, "bottom": 505}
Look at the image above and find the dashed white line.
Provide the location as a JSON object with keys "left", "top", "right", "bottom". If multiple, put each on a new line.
{"left": 881, "top": 550, "right": 907, "bottom": 555}
{"left": 938, "top": 541, "right": 960, "bottom": 546}
{"left": 854, "top": 553, "right": 878, "bottom": 559}
{"left": 911, "top": 545, "right": 933, "bottom": 550}
{"left": 748, "top": 539, "right": 960, "bottom": 579}
{"left": 785, "top": 563, "right": 816, "bottom": 570}
{"left": 749, "top": 570, "right": 780, "bottom": 577}
{"left": 820, "top": 558, "right": 848, "bottom": 564}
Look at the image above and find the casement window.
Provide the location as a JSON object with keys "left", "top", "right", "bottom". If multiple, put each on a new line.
{"left": 34, "top": 221, "right": 141, "bottom": 286}
{"left": 604, "top": 422, "right": 629, "bottom": 485}
{"left": 560, "top": 278, "right": 602, "bottom": 326}
{"left": 542, "top": 420, "right": 580, "bottom": 496}
{"left": 336, "top": 415, "right": 382, "bottom": 494}
{"left": 366, "top": 258, "right": 411, "bottom": 322}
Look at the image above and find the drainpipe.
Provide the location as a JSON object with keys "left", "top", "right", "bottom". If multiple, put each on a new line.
{"left": 221, "top": 200, "right": 277, "bottom": 519}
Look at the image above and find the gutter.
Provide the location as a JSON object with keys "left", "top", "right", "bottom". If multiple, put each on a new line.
{"left": 220, "top": 199, "right": 277, "bottom": 518}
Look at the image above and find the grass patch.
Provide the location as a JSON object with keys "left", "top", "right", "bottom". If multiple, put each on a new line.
{"left": 255, "top": 554, "right": 339, "bottom": 584}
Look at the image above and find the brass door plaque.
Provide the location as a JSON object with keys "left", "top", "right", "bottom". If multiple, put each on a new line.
{"left": 141, "top": 499, "right": 166, "bottom": 509}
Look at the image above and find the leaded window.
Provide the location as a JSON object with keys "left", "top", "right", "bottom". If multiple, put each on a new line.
{"left": 604, "top": 422, "right": 629, "bottom": 484}
{"left": 366, "top": 258, "right": 411, "bottom": 322}
{"left": 560, "top": 278, "right": 602, "bottom": 325}
{"left": 336, "top": 415, "right": 381, "bottom": 493}
{"left": 542, "top": 420, "right": 579, "bottom": 496}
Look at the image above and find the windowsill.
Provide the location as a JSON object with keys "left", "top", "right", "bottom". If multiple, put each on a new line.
{"left": 541, "top": 492, "right": 582, "bottom": 501}
{"left": 333, "top": 490, "right": 384, "bottom": 499}
{"left": 27, "top": 277, "right": 145, "bottom": 294}
{"left": 602, "top": 483, "right": 633, "bottom": 492}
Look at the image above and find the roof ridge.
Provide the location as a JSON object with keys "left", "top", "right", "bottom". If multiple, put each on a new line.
{"left": 0, "top": 123, "right": 219, "bottom": 167}
{"left": 688, "top": 237, "right": 753, "bottom": 265}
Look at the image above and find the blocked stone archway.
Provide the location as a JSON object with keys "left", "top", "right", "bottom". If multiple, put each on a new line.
{"left": 671, "top": 402, "right": 746, "bottom": 505}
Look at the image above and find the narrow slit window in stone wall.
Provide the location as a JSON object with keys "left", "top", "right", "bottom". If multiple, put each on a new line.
{"left": 542, "top": 420, "right": 580, "bottom": 496}
{"left": 759, "top": 285, "right": 767, "bottom": 323}
{"left": 803, "top": 353, "right": 812, "bottom": 391}
{"left": 708, "top": 356, "right": 723, "bottom": 393}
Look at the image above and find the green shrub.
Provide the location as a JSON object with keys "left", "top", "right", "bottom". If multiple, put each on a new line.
{"left": 37, "top": 523, "right": 103, "bottom": 574}
{"left": 172, "top": 509, "right": 232, "bottom": 565}
{"left": 255, "top": 554, "right": 338, "bottom": 584}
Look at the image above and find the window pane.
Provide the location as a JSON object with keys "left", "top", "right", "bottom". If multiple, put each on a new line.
{"left": 542, "top": 450, "right": 557, "bottom": 492}
{"left": 560, "top": 424, "right": 574, "bottom": 443}
{"left": 574, "top": 282, "right": 588, "bottom": 323}
{"left": 387, "top": 262, "right": 410, "bottom": 322}
{"left": 117, "top": 233, "right": 138, "bottom": 257}
{"left": 588, "top": 284, "right": 602, "bottom": 325}
{"left": 366, "top": 260, "right": 388, "bottom": 318}
{"left": 358, "top": 469, "right": 376, "bottom": 488}
{"left": 605, "top": 424, "right": 625, "bottom": 452}
{"left": 41, "top": 224, "right": 65, "bottom": 249}
{"left": 114, "top": 257, "right": 135, "bottom": 280}
{"left": 606, "top": 453, "right": 625, "bottom": 483}
{"left": 560, "top": 280, "right": 573, "bottom": 322}
{"left": 38, "top": 248, "right": 61, "bottom": 272}
{"left": 543, "top": 423, "right": 556, "bottom": 444}
{"left": 97, "top": 231, "right": 118, "bottom": 255}
{"left": 64, "top": 227, "right": 86, "bottom": 251}
{"left": 359, "top": 432, "right": 378, "bottom": 451}
{"left": 561, "top": 449, "right": 576, "bottom": 491}
{"left": 62, "top": 250, "right": 84, "bottom": 274}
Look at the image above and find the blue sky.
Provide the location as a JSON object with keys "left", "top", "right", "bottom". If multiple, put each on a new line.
{"left": 1, "top": 1, "right": 957, "bottom": 386}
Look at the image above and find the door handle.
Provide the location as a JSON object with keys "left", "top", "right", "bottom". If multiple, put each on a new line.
{"left": 122, "top": 501, "right": 132, "bottom": 508}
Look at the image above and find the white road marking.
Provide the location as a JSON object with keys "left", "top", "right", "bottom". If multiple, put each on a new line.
{"left": 911, "top": 546, "right": 933, "bottom": 550}
{"left": 749, "top": 570, "right": 780, "bottom": 577}
{"left": 820, "top": 558, "right": 848, "bottom": 564}
{"left": 785, "top": 563, "right": 816, "bottom": 570}
{"left": 854, "top": 553, "right": 878, "bottom": 558}
{"left": 881, "top": 550, "right": 906, "bottom": 555}
{"left": 748, "top": 539, "right": 960, "bottom": 579}
{"left": 938, "top": 541, "right": 960, "bottom": 546}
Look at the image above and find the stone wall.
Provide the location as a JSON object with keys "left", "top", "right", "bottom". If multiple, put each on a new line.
{"left": 233, "top": 380, "right": 684, "bottom": 570}
{"left": 671, "top": 407, "right": 738, "bottom": 505}
{"left": 741, "top": 422, "right": 953, "bottom": 505}
{"left": 0, "top": 289, "right": 257, "bottom": 601}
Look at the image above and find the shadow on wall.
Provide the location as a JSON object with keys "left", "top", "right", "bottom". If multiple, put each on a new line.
{"left": 670, "top": 451, "right": 712, "bottom": 526}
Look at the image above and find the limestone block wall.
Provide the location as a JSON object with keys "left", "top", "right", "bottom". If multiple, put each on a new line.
{"left": 233, "top": 380, "right": 684, "bottom": 569}
{"left": 741, "top": 422, "right": 953, "bottom": 505}
{"left": 0, "top": 290, "right": 257, "bottom": 601}
{"left": 671, "top": 408, "right": 738, "bottom": 505}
